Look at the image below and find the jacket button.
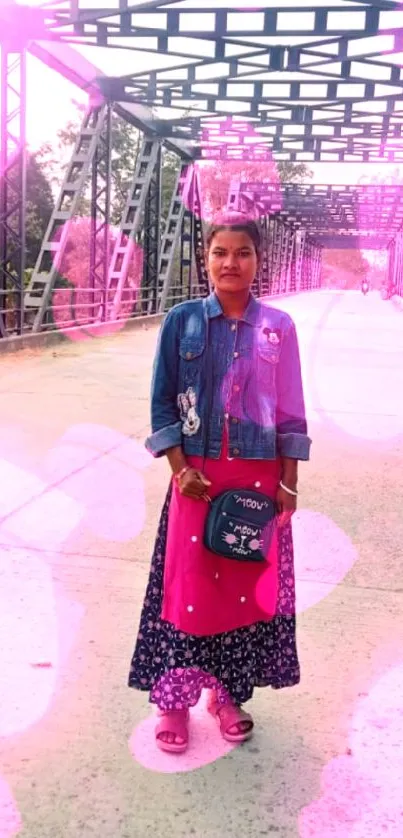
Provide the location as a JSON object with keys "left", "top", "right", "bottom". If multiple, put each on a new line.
{"left": 186, "top": 352, "right": 192, "bottom": 360}
{"left": 232, "top": 417, "right": 238, "bottom": 424}
{"left": 233, "top": 448, "right": 240, "bottom": 456}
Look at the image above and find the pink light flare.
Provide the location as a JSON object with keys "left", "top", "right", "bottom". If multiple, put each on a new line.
{"left": 0, "top": 777, "right": 22, "bottom": 838}
{"left": 0, "top": 451, "right": 85, "bottom": 737}
{"left": 180, "top": 117, "right": 281, "bottom": 224}
{"left": 218, "top": 325, "right": 304, "bottom": 431}
{"left": 42, "top": 424, "right": 152, "bottom": 542}
{"left": 130, "top": 672, "right": 236, "bottom": 773}
{"left": 0, "top": 3, "right": 48, "bottom": 49}
{"left": 350, "top": 666, "right": 403, "bottom": 801}
{"left": 51, "top": 217, "right": 143, "bottom": 342}
{"left": 0, "top": 438, "right": 86, "bottom": 837}
{"left": 299, "top": 754, "right": 381, "bottom": 838}
{"left": 307, "top": 286, "right": 403, "bottom": 443}
{"left": 289, "top": 509, "right": 357, "bottom": 613}
{"left": 254, "top": 509, "right": 357, "bottom": 618}
{"left": 299, "top": 665, "right": 403, "bottom": 837}
{"left": 0, "top": 457, "right": 83, "bottom": 551}
{"left": 357, "top": 164, "right": 401, "bottom": 255}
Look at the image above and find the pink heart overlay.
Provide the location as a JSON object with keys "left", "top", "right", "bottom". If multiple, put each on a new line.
{"left": 299, "top": 665, "right": 403, "bottom": 836}
{"left": 42, "top": 424, "right": 152, "bottom": 542}
{"left": 129, "top": 689, "right": 236, "bottom": 774}
{"left": 0, "top": 777, "right": 22, "bottom": 838}
{"left": 50, "top": 217, "right": 143, "bottom": 341}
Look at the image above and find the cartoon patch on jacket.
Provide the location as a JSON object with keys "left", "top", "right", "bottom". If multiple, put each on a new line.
{"left": 177, "top": 387, "right": 201, "bottom": 436}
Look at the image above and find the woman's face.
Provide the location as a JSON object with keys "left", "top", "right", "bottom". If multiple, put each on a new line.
{"left": 206, "top": 230, "right": 259, "bottom": 294}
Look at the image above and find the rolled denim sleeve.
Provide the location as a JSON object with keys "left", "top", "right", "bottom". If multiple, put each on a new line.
{"left": 275, "top": 317, "right": 312, "bottom": 461}
{"left": 145, "top": 309, "right": 182, "bottom": 458}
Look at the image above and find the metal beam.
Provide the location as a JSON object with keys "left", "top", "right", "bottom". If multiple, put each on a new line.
{"left": 24, "top": 102, "right": 108, "bottom": 331}
{"left": 0, "top": 45, "right": 26, "bottom": 337}
{"left": 89, "top": 101, "right": 113, "bottom": 323}
{"left": 4, "top": 0, "right": 403, "bottom": 163}
{"left": 27, "top": 40, "right": 195, "bottom": 160}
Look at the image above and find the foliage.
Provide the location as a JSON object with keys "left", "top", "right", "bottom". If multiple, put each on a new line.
{"left": 160, "top": 150, "right": 182, "bottom": 225}
{"left": 38, "top": 100, "right": 311, "bottom": 223}
{"left": 364, "top": 251, "right": 388, "bottom": 290}
{"left": 159, "top": 156, "right": 313, "bottom": 223}
{"left": 277, "top": 161, "right": 313, "bottom": 183}
{"left": 35, "top": 102, "right": 313, "bottom": 315}
{"left": 158, "top": 154, "right": 312, "bottom": 299}
{"left": 2, "top": 151, "right": 54, "bottom": 274}
{"left": 37, "top": 102, "right": 142, "bottom": 224}
{"left": 26, "top": 154, "right": 55, "bottom": 267}
{"left": 50, "top": 216, "right": 143, "bottom": 328}
{"left": 320, "top": 248, "right": 370, "bottom": 289}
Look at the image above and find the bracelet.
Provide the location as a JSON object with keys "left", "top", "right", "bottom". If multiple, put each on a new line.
{"left": 174, "top": 466, "right": 190, "bottom": 483}
{"left": 279, "top": 480, "right": 298, "bottom": 497}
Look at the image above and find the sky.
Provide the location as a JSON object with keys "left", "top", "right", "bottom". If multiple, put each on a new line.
{"left": 4, "top": 0, "right": 403, "bottom": 186}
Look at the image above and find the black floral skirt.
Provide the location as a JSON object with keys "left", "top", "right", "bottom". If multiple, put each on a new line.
{"left": 128, "top": 484, "right": 300, "bottom": 710}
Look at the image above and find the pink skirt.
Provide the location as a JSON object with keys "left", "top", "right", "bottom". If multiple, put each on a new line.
{"left": 161, "top": 427, "right": 281, "bottom": 636}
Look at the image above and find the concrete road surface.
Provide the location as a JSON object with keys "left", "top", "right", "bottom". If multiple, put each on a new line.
{"left": 0, "top": 290, "right": 402, "bottom": 838}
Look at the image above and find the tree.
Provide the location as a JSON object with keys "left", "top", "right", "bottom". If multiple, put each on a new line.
{"left": 159, "top": 156, "right": 313, "bottom": 224}
{"left": 364, "top": 250, "right": 387, "bottom": 290}
{"left": 25, "top": 153, "right": 55, "bottom": 269}
{"left": 38, "top": 100, "right": 312, "bottom": 226}
{"left": 2, "top": 151, "right": 54, "bottom": 274}
{"left": 157, "top": 154, "right": 313, "bottom": 305}
{"left": 1, "top": 151, "right": 53, "bottom": 331}
{"left": 160, "top": 149, "right": 182, "bottom": 223}
{"left": 51, "top": 216, "right": 143, "bottom": 330}
{"left": 37, "top": 101, "right": 141, "bottom": 224}
{"left": 36, "top": 103, "right": 314, "bottom": 312}
{"left": 321, "top": 248, "right": 370, "bottom": 289}
{"left": 277, "top": 161, "right": 312, "bottom": 183}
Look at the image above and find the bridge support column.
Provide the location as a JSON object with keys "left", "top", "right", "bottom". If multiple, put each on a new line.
{"left": 387, "top": 231, "right": 403, "bottom": 297}
{"left": 0, "top": 45, "right": 27, "bottom": 336}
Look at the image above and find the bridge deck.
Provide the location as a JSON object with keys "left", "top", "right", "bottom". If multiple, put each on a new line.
{"left": 1, "top": 289, "right": 402, "bottom": 837}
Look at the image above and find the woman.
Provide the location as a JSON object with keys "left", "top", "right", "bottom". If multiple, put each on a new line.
{"left": 128, "top": 214, "right": 311, "bottom": 753}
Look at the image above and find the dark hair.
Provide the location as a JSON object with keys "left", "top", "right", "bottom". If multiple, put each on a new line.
{"left": 205, "top": 211, "right": 262, "bottom": 259}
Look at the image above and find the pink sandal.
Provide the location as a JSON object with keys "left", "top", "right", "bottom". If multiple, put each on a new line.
{"left": 155, "top": 709, "right": 189, "bottom": 753}
{"left": 207, "top": 695, "right": 254, "bottom": 743}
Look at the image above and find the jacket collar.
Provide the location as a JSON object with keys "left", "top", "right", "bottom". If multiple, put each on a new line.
{"left": 205, "top": 291, "right": 261, "bottom": 326}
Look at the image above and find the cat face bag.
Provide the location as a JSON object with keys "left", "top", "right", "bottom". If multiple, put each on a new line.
{"left": 204, "top": 487, "right": 277, "bottom": 562}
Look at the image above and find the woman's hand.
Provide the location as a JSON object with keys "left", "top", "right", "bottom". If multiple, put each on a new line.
{"left": 178, "top": 468, "right": 212, "bottom": 501}
{"left": 276, "top": 484, "right": 297, "bottom": 527}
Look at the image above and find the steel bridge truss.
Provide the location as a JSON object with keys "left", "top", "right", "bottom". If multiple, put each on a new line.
{"left": 20, "top": 102, "right": 213, "bottom": 333}
{"left": 2, "top": 96, "right": 323, "bottom": 336}
{"left": 387, "top": 231, "right": 403, "bottom": 297}
{"left": 2, "top": 97, "right": 402, "bottom": 336}
{"left": 43, "top": 1, "right": 403, "bottom": 165}
{"left": 229, "top": 185, "right": 322, "bottom": 297}
{"left": 2, "top": 1, "right": 403, "bottom": 336}
{"left": 4, "top": 108, "right": 403, "bottom": 334}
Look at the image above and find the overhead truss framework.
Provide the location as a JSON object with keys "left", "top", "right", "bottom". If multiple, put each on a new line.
{"left": 233, "top": 182, "right": 403, "bottom": 249}
{"left": 34, "top": 0, "right": 403, "bottom": 164}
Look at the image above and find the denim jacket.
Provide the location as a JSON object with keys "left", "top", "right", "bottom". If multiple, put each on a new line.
{"left": 145, "top": 292, "right": 311, "bottom": 461}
